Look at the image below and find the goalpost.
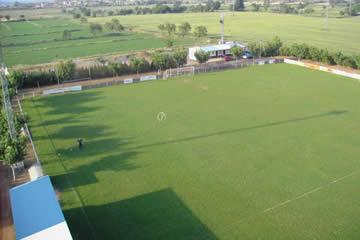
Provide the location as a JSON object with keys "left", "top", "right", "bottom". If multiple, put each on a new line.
{"left": 163, "top": 66, "right": 195, "bottom": 79}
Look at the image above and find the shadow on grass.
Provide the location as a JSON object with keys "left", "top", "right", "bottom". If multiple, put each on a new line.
{"left": 51, "top": 150, "right": 138, "bottom": 189}
{"left": 64, "top": 188, "right": 218, "bottom": 240}
{"left": 129, "top": 110, "right": 348, "bottom": 150}
{"left": 34, "top": 91, "right": 103, "bottom": 116}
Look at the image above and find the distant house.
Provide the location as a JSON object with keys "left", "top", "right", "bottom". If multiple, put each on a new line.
{"left": 188, "top": 42, "right": 246, "bottom": 61}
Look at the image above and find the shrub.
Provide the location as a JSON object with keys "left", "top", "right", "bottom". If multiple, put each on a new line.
{"left": 332, "top": 51, "right": 346, "bottom": 65}
{"left": 290, "top": 43, "right": 310, "bottom": 60}
{"left": 108, "top": 62, "right": 132, "bottom": 76}
{"left": 88, "top": 65, "right": 115, "bottom": 79}
{"left": 9, "top": 70, "right": 27, "bottom": 89}
{"left": 151, "top": 52, "right": 177, "bottom": 70}
{"left": 354, "top": 55, "right": 360, "bottom": 69}
{"left": 341, "top": 57, "right": 357, "bottom": 69}
{"left": 173, "top": 49, "right": 188, "bottom": 67}
{"left": 319, "top": 49, "right": 335, "bottom": 65}
{"left": 56, "top": 60, "right": 76, "bottom": 82}
{"left": 130, "top": 58, "right": 151, "bottom": 74}
{"left": 279, "top": 45, "right": 291, "bottom": 56}
{"left": 230, "top": 46, "right": 244, "bottom": 60}
{"left": 194, "top": 50, "right": 210, "bottom": 63}
{"left": 247, "top": 42, "right": 264, "bottom": 58}
{"left": 263, "top": 36, "right": 282, "bottom": 57}
{"left": 23, "top": 71, "right": 57, "bottom": 87}
{"left": 308, "top": 46, "right": 322, "bottom": 62}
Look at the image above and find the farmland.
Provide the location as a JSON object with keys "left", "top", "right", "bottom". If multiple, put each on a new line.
{"left": 1, "top": 12, "right": 360, "bottom": 67}
{"left": 23, "top": 64, "right": 360, "bottom": 239}
{"left": 93, "top": 12, "right": 360, "bottom": 54}
{"left": 0, "top": 18, "right": 195, "bottom": 66}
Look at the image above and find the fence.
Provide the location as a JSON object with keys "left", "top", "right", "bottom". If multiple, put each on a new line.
{"left": 20, "top": 58, "right": 284, "bottom": 97}
{"left": 284, "top": 58, "right": 360, "bottom": 80}
{"left": 16, "top": 96, "right": 43, "bottom": 181}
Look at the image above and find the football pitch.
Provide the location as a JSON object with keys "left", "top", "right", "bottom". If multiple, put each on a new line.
{"left": 23, "top": 64, "right": 360, "bottom": 239}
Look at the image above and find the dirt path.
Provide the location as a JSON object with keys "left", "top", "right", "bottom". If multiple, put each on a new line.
{"left": 0, "top": 163, "right": 15, "bottom": 240}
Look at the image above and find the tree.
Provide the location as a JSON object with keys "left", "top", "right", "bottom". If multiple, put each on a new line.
{"left": 354, "top": 55, "right": 360, "bottom": 69}
{"left": 332, "top": 51, "right": 346, "bottom": 65}
{"left": 263, "top": 0, "right": 270, "bottom": 10}
{"left": 105, "top": 19, "right": 124, "bottom": 32}
{"left": 178, "top": 22, "right": 192, "bottom": 38}
{"left": 230, "top": 46, "right": 244, "bottom": 60}
{"left": 194, "top": 26, "right": 208, "bottom": 38}
{"left": 130, "top": 57, "right": 150, "bottom": 74}
{"left": 56, "top": 60, "right": 76, "bottom": 82}
{"left": 80, "top": 17, "right": 88, "bottom": 23}
{"left": 251, "top": 3, "right": 261, "bottom": 11}
{"left": 83, "top": 9, "right": 91, "bottom": 16}
{"left": 165, "top": 37, "right": 175, "bottom": 47}
{"left": 164, "top": 22, "right": 176, "bottom": 35}
{"left": 248, "top": 42, "right": 264, "bottom": 58}
{"left": 290, "top": 43, "right": 310, "bottom": 60}
{"left": 213, "top": 1, "right": 221, "bottom": 10}
{"left": 234, "top": 0, "right": 245, "bottom": 11}
{"left": 194, "top": 50, "right": 210, "bottom": 63}
{"left": 263, "top": 36, "right": 282, "bottom": 56}
{"left": 62, "top": 30, "right": 72, "bottom": 41}
{"left": 72, "top": 13, "right": 81, "bottom": 19}
{"left": 151, "top": 52, "right": 177, "bottom": 70}
{"left": 158, "top": 24, "right": 166, "bottom": 33}
{"left": 5, "top": 15, "right": 10, "bottom": 20}
{"left": 173, "top": 49, "right": 188, "bottom": 67}
{"left": 89, "top": 23, "right": 103, "bottom": 36}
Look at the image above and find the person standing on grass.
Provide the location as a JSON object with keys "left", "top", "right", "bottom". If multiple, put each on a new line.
{"left": 77, "top": 138, "right": 84, "bottom": 149}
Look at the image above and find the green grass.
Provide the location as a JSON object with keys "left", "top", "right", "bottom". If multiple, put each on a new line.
{"left": 0, "top": 18, "right": 195, "bottom": 66}
{"left": 1, "top": 12, "right": 360, "bottom": 66}
{"left": 23, "top": 64, "right": 360, "bottom": 239}
{"left": 93, "top": 12, "right": 360, "bottom": 54}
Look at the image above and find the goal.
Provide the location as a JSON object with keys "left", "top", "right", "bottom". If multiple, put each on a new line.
{"left": 163, "top": 66, "right": 195, "bottom": 79}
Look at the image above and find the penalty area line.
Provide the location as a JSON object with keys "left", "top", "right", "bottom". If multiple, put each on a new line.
{"left": 264, "top": 171, "right": 358, "bottom": 213}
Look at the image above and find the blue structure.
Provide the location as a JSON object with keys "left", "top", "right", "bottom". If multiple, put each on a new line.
{"left": 10, "top": 176, "right": 73, "bottom": 240}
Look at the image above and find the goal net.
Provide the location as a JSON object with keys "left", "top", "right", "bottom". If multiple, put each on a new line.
{"left": 163, "top": 66, "right": 195, "bottom": 79}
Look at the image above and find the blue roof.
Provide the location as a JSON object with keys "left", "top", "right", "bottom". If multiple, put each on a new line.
{"left": 10, "top": 176, "right": 65, "bottom": 239}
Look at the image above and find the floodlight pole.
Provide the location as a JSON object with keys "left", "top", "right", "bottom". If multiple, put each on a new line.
{"left": 220, "top": 13, "right": 225, "bottom": 44}
{"left": 324, "top": 0, "right": 329, "bottom": 31}
{"left": 349, "top": 0, "right": 352, "bottom": 16}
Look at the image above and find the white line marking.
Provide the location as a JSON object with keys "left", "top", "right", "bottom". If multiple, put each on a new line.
{"left": 330, "top": 172, "right": 356, "bottom": 184}
{"left": 264, "top": 171, "right": 358, "bottom": 213}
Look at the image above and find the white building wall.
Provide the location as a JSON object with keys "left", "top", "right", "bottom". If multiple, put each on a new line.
{"left": 22, "top": 222, "right": 73, "bottom": 240}
{"left": 188, "top": 47, "right": 201, "bottom": 61}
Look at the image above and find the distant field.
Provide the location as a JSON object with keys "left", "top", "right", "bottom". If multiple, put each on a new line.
{"left": 1, "top": 12, "right": 359, "bottom": 66}
{"left": 0, "top": 18, "right": 195, "bottom": 66}
{"left": 24, "top": 64, "right": 360, "bottom": 239}
{"left": 93, "top": 12, "right": 360, "bottom": 54}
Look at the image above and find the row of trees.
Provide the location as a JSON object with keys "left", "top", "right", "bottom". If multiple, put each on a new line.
{"left": 68, "top": 1, "right": 221, "bottom": 19}
{"left": 61, "top": 19, "right": 125, "bottom": 41}
{"left": 193, "top": 36, "right": 360, "bottom": 71}
{"left": 158, "top": 22, "right": 208, "bottom": 38}
{"left": 0, "top": 83, "right": 28, "bottom": 165}
{"left": 9, "top": 49, "right": 188, "bottom": 88}
{"left": 233, "top": 0, "right": 359, "bottom": 16}
{"left": 280, "top": 44, "right": 360, "bottom": 69}
{"left": 9, "top": 60, "right": 76, "bottom": 88}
